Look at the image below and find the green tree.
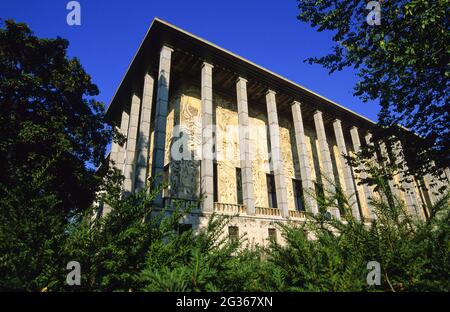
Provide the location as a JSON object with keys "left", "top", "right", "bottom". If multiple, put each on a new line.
{"left": 58, "top": 173, "right": 264, "bottom": 292}
{"left": 60, "top": 172, "right": 449, "bottom": 292}
{"left": 0, "top": 20, "right": 112, "bottom": 290}
{"left": 265, "top": 173, "right": 450, "bottom": 291}
{"left": 296, "top": 0, "right": 449, "bottom": 179}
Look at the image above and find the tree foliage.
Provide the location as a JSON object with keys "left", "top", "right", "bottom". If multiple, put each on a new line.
{"left": 0, "top": 20, "right": 111, "bottom": 290}
{"left": 296, "top": 0, "right": 449, "bottom": 178}
{"left": 266, "top": 176, "right": 450, "bottom": 291}
{"left": 0, "top": 19, "right": 112, "bottom": 214}
{"left": 4, "top": 164, "right": 448, "bottom": 292}
{"left": 46, "top": 172, "right": 264, "bottom": 292}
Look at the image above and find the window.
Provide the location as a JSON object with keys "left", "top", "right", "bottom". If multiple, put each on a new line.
{"left": 236, "top": 168, "right": 243, "bottom": 205}
{"left": 177, "top": 223, "right": 192, "bottom": 235}
{"left": 336, "top": 186, "right": 345, "bottom": 216}
{"left": 266, "top": 174, "right": 277, "bottom": 208}
{"left": 163, "top": 164, "right": 170, "bottom": 198}
{"left": 213, "top": 162, "right": 218, "bottom": 202}
{"left": 268, "top": 228, "right": 277, "bottom": 243}
{"left": 292, "top": 179, "right": 305, "bottom": 211}
{"left": 228, "top": 226, "right": 239, "bottom": 244}
{"left": 315, "top": 182, "right": 325, "bottom": 212}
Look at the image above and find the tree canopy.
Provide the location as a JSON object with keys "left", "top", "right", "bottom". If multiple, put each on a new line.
{"left": 296, "top": 0, "right": 449, "bottom": 179}
{"left": 0, "top": 20, "right": 112, "bottom": 290}
{"left": 0, "top": 19, "right": 112, "bottom": 215}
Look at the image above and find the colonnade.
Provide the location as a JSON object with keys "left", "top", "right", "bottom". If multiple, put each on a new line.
{"left": 109, "top": 45, "right": 443, "bottom": 221}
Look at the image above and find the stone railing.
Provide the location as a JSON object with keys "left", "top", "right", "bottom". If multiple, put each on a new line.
{"left": 288, "top": 210, "right": 306, "bottom": 219}
{"left": 163, "top": 197, "right": 201, "bottom": 210}
{"left": 255, "top": 206, "right": 281, "bottom": 217}
{"left": 214, "top": 202, "right": 246, "bottom": 214}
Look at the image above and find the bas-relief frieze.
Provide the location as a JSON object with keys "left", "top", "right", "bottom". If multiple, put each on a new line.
{"left": 143, "top": 81, "right": 428, "bottom": 219}
{"left": 348, "top": 148, "right": 370, "bottom": 217}
{"left": 216, "top": 97, "right": 240, "bottom": 204}
{"left": 248, "top": 108, "right": 270, "bottom": 208}
{"left": 279, "top": 117, "right": 297, "bottom": 211}
{"left": 160, "top": 88, "right": 201, "bottom": 199}
{"left": 326, "top": 132, "right": 343, "bottom": 190}
{"left": 333, "top": 144, "right": 348, "bottom": 194}
{"left": 177, "top": 89, "right": 202, "bottom": 199}
{"left": 156, "top": 83, "right": 422, "bottom": 215}
{"left": 304, "top": 127, "right": 320, "bottom": 184}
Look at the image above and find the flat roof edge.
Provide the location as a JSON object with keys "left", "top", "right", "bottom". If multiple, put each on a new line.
{"left": 106, "top": 17, "right": 376, "bottom": 127}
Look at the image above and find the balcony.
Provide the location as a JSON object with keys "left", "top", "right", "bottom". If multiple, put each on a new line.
{"left": 288, "top": 210, "right": 306, "bottom": 219}
{"left": 162, "top": 198, "right": 309, "bottom": 221}
{"left": 213, "top": 202, "right": 246, "bottom": 214}
{"left": 255, "top": 206, "right": 281, "bottom": 217}
{"left": 162, "top": 197, "right": 201, "bottom": 210}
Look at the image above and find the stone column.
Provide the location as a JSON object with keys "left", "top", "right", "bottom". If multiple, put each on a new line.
{"left": 112, "top": 109, "right": 130, "bottom": 171}
{"left": 151, "top": 45, "right": 173, "bottom": 206}
{"left": 103, "top": 108, "right": 130, "bottom": 215}
{"left": 392, "top": 141, "right": 420, "bottom": 216}
{"left": 363, "top": 132, "right": 377, "bottom": 218}
{"left": 201, "top": 62, "right": 214, "bottom": 212}
{"left": 265, "top": 90, "right": 289, "bottom": 218}
{"left": 416, "top": 178, "right": 432, "bottom": 215}
{"left": 134, "top": 73, "right": 155, "bottom": 191}
{"left": 425, "top": 161, "right": 448, "bottom": 204}
{"left": 350, "top": 126, "right": 372, "bottom": 219}
{"left": 314, "top": 110, "right": 340, "bottom": 218}
{"left": 123, "top": 92, "right": 141, "bottom": 193}
{"left": 109, "top": 126, "right": 120, "bottom": 167}
{"left": 236, "top": 77, "right": 255, "bottom": 215}
{"left": 423, "top": 173, "right": 439, "bottom": 205}
{"left": 291, "top": 101, "right": 318, "bottom": 214}
{"left": 445, "top": 168, "right": 450, "bottom": 183}
{"left": 333, "top": 119, "right": 360, "bottom": 220}
{"left": 379, "top": 141, "right": 402, "bottom": 202}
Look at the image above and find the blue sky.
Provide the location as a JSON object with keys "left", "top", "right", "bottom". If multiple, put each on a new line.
{"left": 0, "top": 0, "right": 380, "bottom": 122}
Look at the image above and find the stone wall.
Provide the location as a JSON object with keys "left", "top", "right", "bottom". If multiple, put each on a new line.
{"left": 157, "top": 82, "right": 352, "bottom": 212}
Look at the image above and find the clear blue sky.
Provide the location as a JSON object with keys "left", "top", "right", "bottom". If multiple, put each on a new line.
{"left": 1, "top": 0, "right": 380, "bottom": 122}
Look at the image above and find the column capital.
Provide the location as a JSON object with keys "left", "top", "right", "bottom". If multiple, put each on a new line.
{"left": 333, "top": 118, "right": 342, "bottom": 125}
{"left": 313, "top": 109, "right": 323, "bottom": 116}
{"left": 265, "top": 89, "right": 277, "bottom": 96}
{"left": 202, "top": 62, "right": 214, "bottom": 69}
{"left": 291, "top": 100, "right": 302, "bottom": 107}
{"left": 144, "top": 71, "right": 154, "bottom": 81}
{"left": 160, "top": 45, "right": 174, "bottom": 53}
{"left": 236, "top": 77, "right": 248, "bottom": 84}
{"left": 350, "top": 125, "right": 359, "bottom": 131}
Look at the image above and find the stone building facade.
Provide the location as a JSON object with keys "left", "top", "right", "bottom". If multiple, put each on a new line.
{"left": 105, "top": 18, "right": 448, "bottom": 246}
